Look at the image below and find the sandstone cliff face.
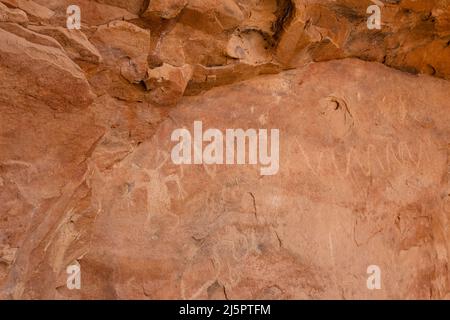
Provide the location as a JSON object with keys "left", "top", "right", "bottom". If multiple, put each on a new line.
{"left": 0, "top": 0, "right": 449, "bottom": 299}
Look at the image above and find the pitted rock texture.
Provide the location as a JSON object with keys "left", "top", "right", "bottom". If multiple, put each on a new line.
{"left": 0, "top": 0, "right": 449, "bottom": 299}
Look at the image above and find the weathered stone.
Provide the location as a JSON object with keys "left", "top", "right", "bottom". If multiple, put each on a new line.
{"left": 0, "top": 21, "right": 61, "bottom": 48}
{"left": 0, "top": 26, "right": 103, "bottom": 298}
{"left": 1, "top": 0, "right": 450, "bottom": 301}
{"left": 227, "top": 30, "right": 272, "bottom": 65}
{"left": 141, "top": 0, "right": 188, "bottom": 19}
{"left": 144, "top": 63, "right": 193, "bottom": 106}
{"left": 180, "top": 0, "right": 245, "bottom": 33}
{"left": 0, "top": 28, "right": 95, "bottom": 110}
{"left": 90, "top": 20, "right": 151, "bottom": 100}
{"left": 91, "top": 20, "right": 150, "bottom": 61}
{"left": 29, "top": 26, "right": 102, "bottom": 64}
{"left": 94, "top": 0, "right": 146, "bottom": 15}
{"left": 86, "top": 59, "right": 448, "bottom": 299}
{"left": 1, "top": 0, "right": 54, "bottom": 20}
{"left": 0, "top": 2, "right": 27, "bottom": 24}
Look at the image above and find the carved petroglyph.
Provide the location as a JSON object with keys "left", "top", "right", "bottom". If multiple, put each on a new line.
{"left": 132, "top": 150, "right": 186, "bottom": 230}
{"left": 180, "top": 227, "right": 261, "bottom": 299}
{"left": 319, "top": 96, "right": 354, "bottom": 138}
{"left": 294, "top": 138, "right": 430, "bottom": 178}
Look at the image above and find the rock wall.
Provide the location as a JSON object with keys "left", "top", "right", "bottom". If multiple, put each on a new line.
{"left": 0, "top": 0, "right": 449, "bottom": 299}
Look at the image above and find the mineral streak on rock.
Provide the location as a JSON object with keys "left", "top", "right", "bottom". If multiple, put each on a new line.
{"left": 0, "top": 0, "right": 449, "bottom": 300}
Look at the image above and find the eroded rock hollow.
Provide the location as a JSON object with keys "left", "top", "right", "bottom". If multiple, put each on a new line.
{"left": 0, "top": 0, "right": 449, "bottom": 299}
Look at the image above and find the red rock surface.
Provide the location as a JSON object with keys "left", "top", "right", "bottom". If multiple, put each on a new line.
{"left": 0, "top": 0, "right": 449, "bottom": 299}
